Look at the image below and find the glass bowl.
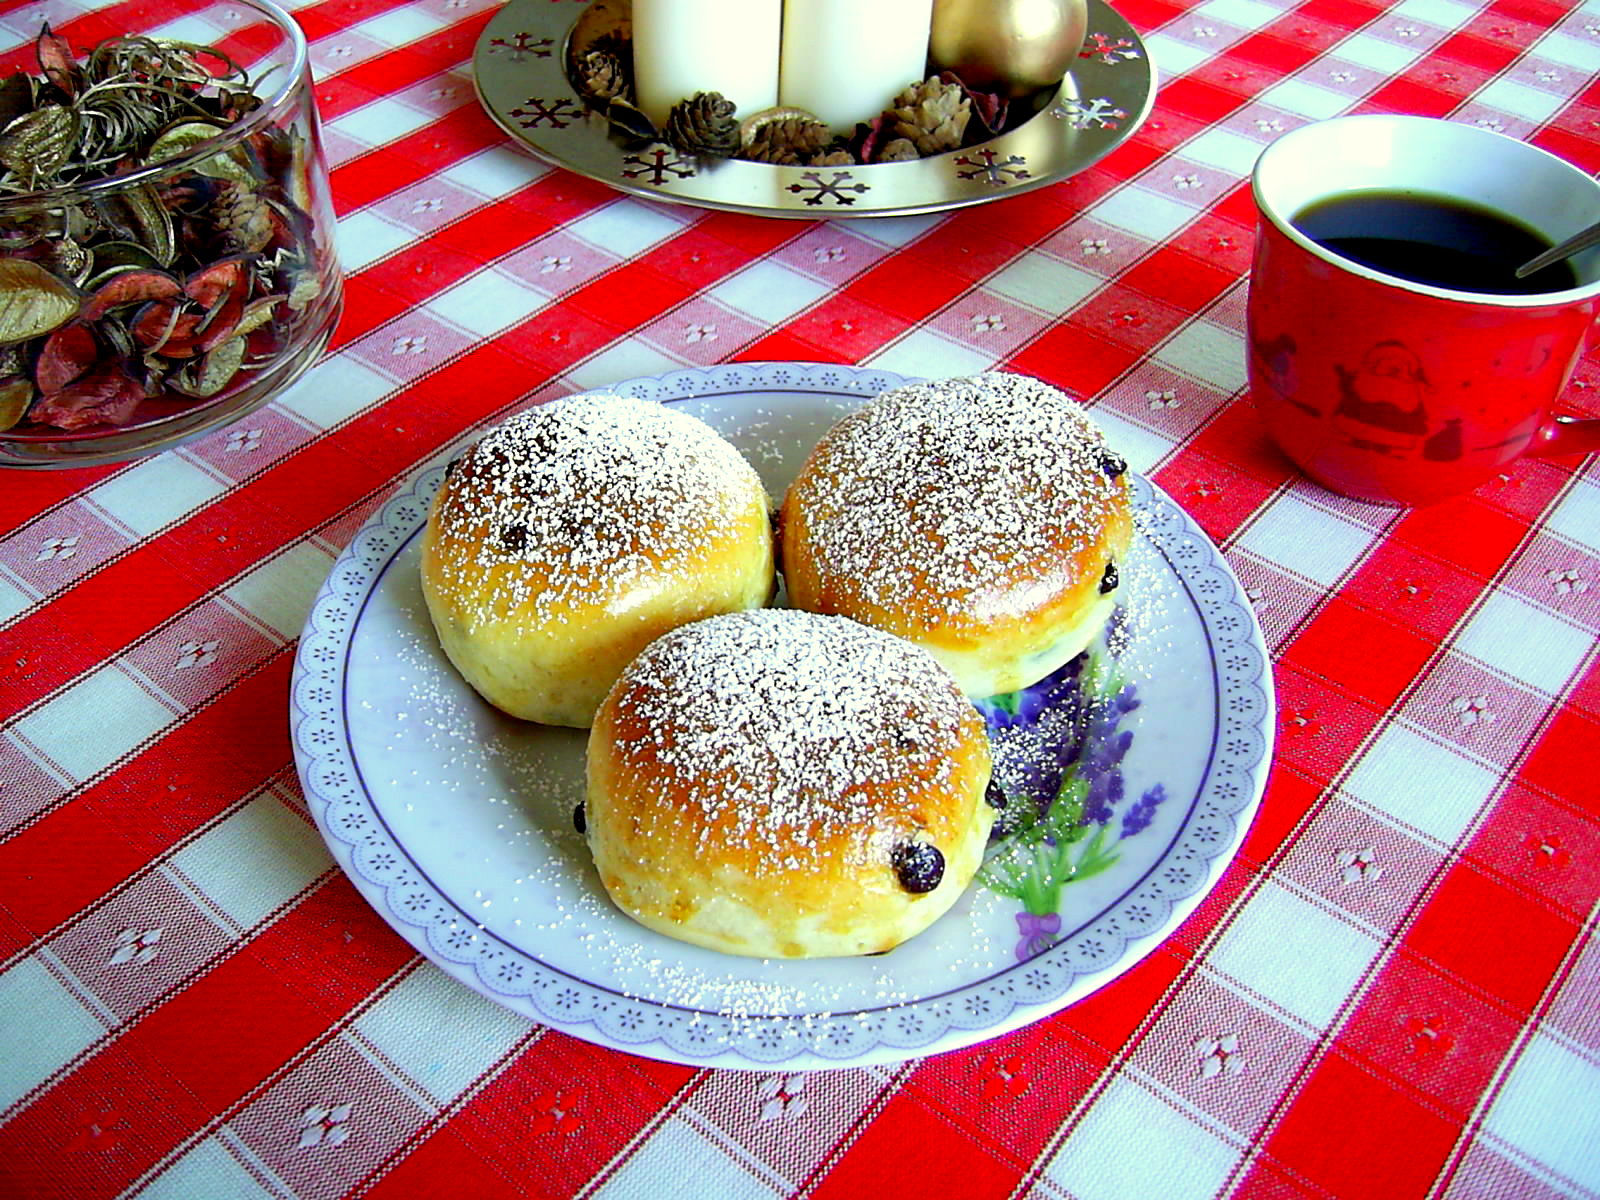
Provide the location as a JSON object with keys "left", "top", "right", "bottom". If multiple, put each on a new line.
{"left": 0, "top": 0, "right": 343, "bottom": 468}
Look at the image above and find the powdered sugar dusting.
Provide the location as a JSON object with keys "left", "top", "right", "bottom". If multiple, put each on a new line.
{"left": 789, "top": 372, "right": 1122, "bottom": 623}
{"left": 610, "top": 609, "right": 973, "bottom": 865}
{"left": 433, "top": 393, "right": 765, "bottom": 628}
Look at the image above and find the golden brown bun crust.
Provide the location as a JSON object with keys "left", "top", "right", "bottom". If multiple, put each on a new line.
{"left": 780, "top": 372, "right": 1132, "bottom": 696}
{"left": 420, "top": 394, "right": 774, "bottom": 727}
{"left": 586, "top": 609, "right": 994, "bottom": 958}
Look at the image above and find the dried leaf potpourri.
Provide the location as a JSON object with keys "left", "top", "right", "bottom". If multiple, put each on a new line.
{"left": 0, "top": 24, "right": 330, "bottom": 432}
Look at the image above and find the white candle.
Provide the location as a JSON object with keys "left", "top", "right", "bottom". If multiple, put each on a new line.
{"left": 632, "top": 0, "right": 782, "bottom": 130}
{"left": 779, "top": 0, "right": 935, "bottom": 134}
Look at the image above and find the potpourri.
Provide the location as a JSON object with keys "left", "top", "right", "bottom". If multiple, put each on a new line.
{"left": 0, "top": 24, "right": 325, "bottom": 432}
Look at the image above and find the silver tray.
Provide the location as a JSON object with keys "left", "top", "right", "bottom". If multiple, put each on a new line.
{"left": 472, "top": 0, "right": 1156, "bottom": 219}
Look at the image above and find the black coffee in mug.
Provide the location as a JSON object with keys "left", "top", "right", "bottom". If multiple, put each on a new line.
{"left": 1290, "top": 191, "right": 1579, "bottom": 296}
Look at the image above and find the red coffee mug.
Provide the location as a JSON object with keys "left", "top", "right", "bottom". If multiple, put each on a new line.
{"left": 1247, "top": 115, "right": 1600, "bottom": 506}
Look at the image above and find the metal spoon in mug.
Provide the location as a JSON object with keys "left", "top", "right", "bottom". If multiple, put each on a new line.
{"left": 1516, "top": 218, "right": 1600, "bottom": 279}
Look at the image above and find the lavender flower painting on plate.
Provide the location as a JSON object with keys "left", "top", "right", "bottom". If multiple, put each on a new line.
{"left": 978, "top": 609, "right": 1171, "bottom": 960}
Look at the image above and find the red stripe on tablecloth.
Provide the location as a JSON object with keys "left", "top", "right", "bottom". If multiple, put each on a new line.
{"left": 1120, "top": 244, "right": 1241, "bottom": 317}
{"left": 0, "top": 653, "right": 294, "bottom": 961}
{"left": 0, "top": 501, "right": 306, "bottom": 724}
{"left": 899, "top": 209, "right": 1049, "bottom": 282}
{"left": 805, "top": 1080, "right": 1027, "bottom": 1200}
{"left": 1238, "top": 861, "right": 1587, "bottom": 1197}
{"left": 1357, "top": 76, "right": 1464, "bottom": 119}
{"left": 1108, "top": 0, "right": 1195, "bottom": 30}
{"left": 361, "top": 1124, "right": 529, "bottom": 1199}
{"left": 1294, "top": 0, "right": 1393, "bottom": 27}
{"left": 1269, "top": 662, "right": 1387, "bottom": 790}
{"left": 0, "top": 878, "right": 412, "bottom": 1200}
{"left": 1406, "top": 862, "right": 1583, "bottom": 1015}
{"left": 1482, "top": 0, "right": 1572, "bottom": 30}
{"left": 563, "top": 261, "right": 700, "bottom": 339}
{"left": 1232, "top": 1050, "right": 1463, "bottom": 1199}
{"left": 366, "top": 1036, "right": 698, "bottom": 1199}
{"left": 1282, "top": 596, "right": 1444, "bottom": 711}
{"left": 0, "top": 465, "right": 122, "bottom": 558}
{"left": 842, "top": 257, "right": 972, "bottom": 327}
{"left": 738, "top": 330, "right": 854, "bottom": 365}
{"left": 1533, "top": 89, "right": 1600, "bottom": 175}
{"left": 1168, "top": 393, "right": 1299, "bottom": 491}
{"left": 1160, "top": 77, "right": 1258, "bottom": 126}
{"left": 312, "top": 16, "right": 490, "bottom": 122}
{"left": 812, "top": 943, "right": 1195, "bottom": 1198}
{"left": 330, "top": 107, "right": 509, "bottom": 215}
{"left": 292, "top": 0, "right": 424, "bottom": 42}
{"left": 1152, "top": 451, "right": 1289, "bottom": 544}
{"left": 1238, "top": 766, "right": 1329, "bottom": 866}
{"left": 972, "top": 189, "right": 1084, "bottom": 248}
{"left": 1519, "top": 705, "right": 1600, "bottom": 806}
{"left": 1011, "top": 326, "right": 1144, "bottom": 401}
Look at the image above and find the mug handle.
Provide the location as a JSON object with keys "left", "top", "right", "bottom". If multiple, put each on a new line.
{"left": 1530, "top": 414, "right": 1600, "bottom": 458}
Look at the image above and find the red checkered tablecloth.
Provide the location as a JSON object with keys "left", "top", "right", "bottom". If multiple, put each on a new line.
{"left": 3, "top": 0, "right": 1598, "bottom": 1196}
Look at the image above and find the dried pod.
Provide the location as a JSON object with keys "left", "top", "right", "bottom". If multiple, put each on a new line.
{"left": 36, "top": 320, "right": 99, "bottom": 394}
{"left": 96, "top": 186, "right": 177, "bottom": 267}
{"left": 0, "top": 375, "right": 35, "bottom": 431}
{"left": 739, "top": 107, "right": 831, "bottom": 165}
{"left": 43, "top": 235, "right": 92, "bottom": 286}
{"left": 876, "top": 138, "right": 920, "bottom": 163}
{"left": 99, "top": 316, "right": 135, "bottom": 360}
{"left": 171, "top": 334, "right": 246, "bottom": 398}
{"left": 0, "top": 73, "right": 34, "bottom": 128}
{"left": 233, "top": 295, "right": 284, "bottom": 340}
{"left": 147, "top": 120, "right": 254, "bottom": 185}
{"left": 0, "top": 259, "right": 80, "bottom": 345}
{"left": 184, "top": 256, "right": 247, "bottom": 308}
{"left": 811, "top": 148, "right": 856, "bottom": 167}
{"left": 35, "top": 24, "right": 81, "bottom": 100}
{"left": 208, "top": 182, "right": 274, "bottom": 255}
{"left": 29, "top": 363, "right": 142, "bottom": 429}
{"left": 285, "top": 271, "right": 321, "bottom": 313}
{"left": 129, "top": 299, "right": 185, "bottom": 355}
{"left": 81, "top": 269, "right": 182, "bottom": 322}
{"left": 195, "top": 288, "right": 246, "bottom": 354}
{"left": 885, "top": 77, "right": 971, "bottom": 156}
{"left": 606, "top": 97, "right": 658, "bottom": 142}
{"left": 0, "top": 103, "right": 79, "bottom": 181}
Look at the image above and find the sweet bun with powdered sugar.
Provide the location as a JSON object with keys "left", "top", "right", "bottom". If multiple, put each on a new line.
{"left": 420, "top": 393, "right": 775, "bottom": 728}
{"left": 584, "top": 608, "right": 995, "bottom": 958}
{"left": 779, "top": 372, "right": 1133, "bottom": 697}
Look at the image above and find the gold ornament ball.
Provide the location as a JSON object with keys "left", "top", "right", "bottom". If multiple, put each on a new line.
{"left": 929, "top": 0, "right": 1089, "bottom": 97}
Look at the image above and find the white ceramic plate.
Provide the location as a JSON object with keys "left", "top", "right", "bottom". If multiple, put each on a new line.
{"left": 291, "top": 362, "right": 1274, "bottom": 1069}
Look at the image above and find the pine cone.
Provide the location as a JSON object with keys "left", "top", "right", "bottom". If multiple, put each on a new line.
{"left": 885, "top": 78, "right": 970, "bottom": 156}
{"left": 665, "top": 91, "right": 739, "bottom": 158}
{"left": 740, "top": 111, "right": 831, "bottom": 165}
{"left": 811, "top": 148, "right": 855, "bottom": 166}
{"left": 575, "top": 48, "right": 630, "bottom": 105}
{"left": 210, "top": 181, "right": 273, "bottom": 255}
